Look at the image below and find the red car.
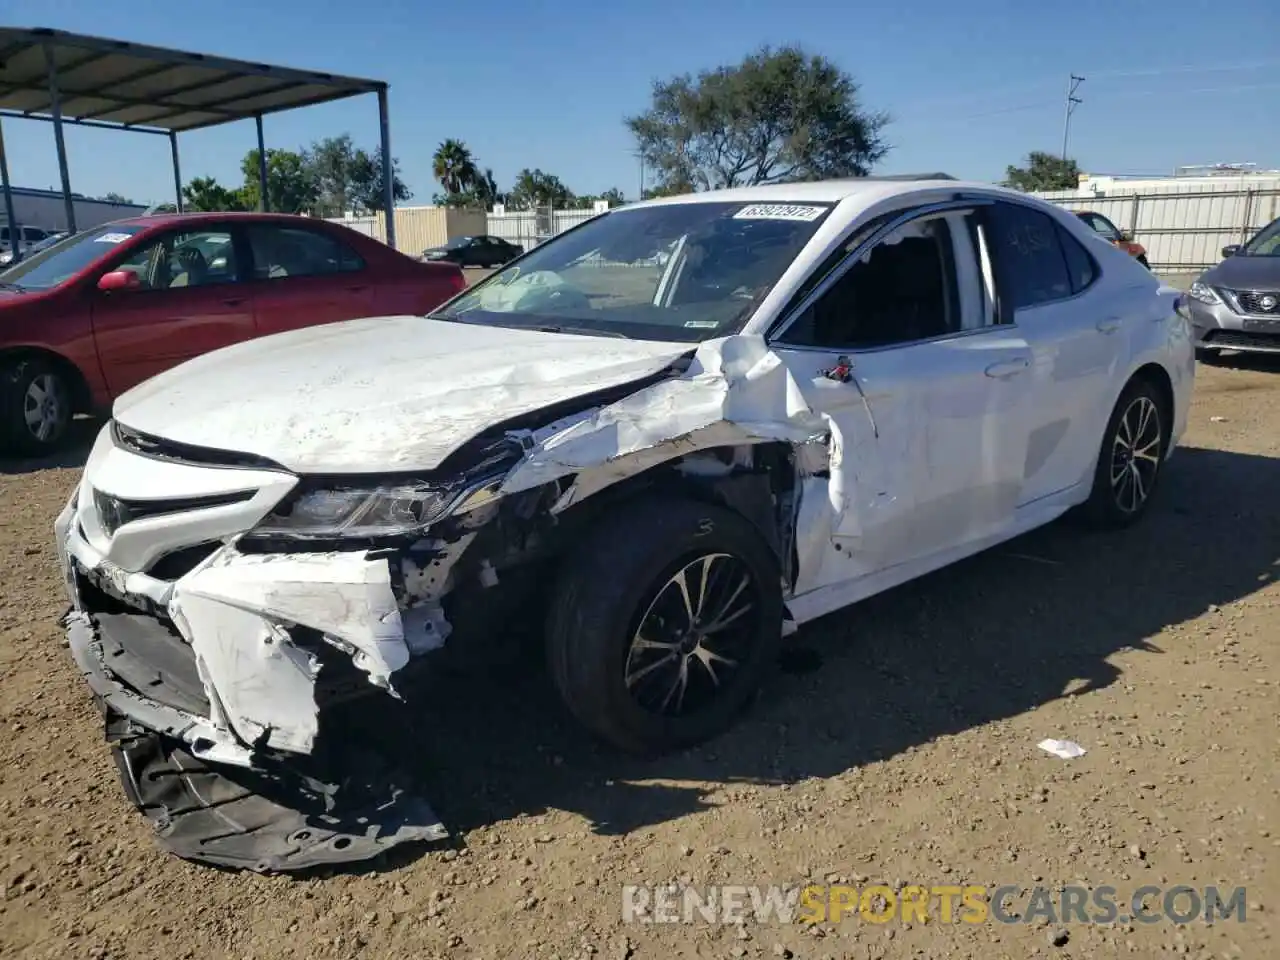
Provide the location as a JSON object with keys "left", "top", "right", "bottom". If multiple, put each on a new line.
{"left": 0, "top": 213, "right": 466, "bottom": 454}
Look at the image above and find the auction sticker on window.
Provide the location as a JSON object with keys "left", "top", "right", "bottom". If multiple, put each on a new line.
{"left": 733, "top": 204, "right": 827, "bottom": 222}
{"left": 94, "top": 232, "right": 133, "bottom": 244}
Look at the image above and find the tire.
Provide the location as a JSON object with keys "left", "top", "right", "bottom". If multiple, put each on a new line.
{"left": 546, "top": 496, "right": 784, "bottom": 755}
{"left": 0, "top": 356, "right": 74, "bottom": 455}
{"left": 1136, "top": 254, "right": 1151, "bottom": 270}
{"left": 1079, "top": 378, "right": 1168, "bottom": 529}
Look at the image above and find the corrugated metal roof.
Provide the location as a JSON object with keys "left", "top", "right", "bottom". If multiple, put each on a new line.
{"left": 0, "top": 26, "right": 384, "bottom": 133}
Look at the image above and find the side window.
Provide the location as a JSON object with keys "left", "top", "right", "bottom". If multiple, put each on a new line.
{"left": 779, "top": 215, "right": 963, "bottom": 349}
{"left": 246, "top": 226, "right": 365, "bottom": 280}
{"left": 24, "top": 227, "right": 48, "bottom": 242}
{"left": 984, "top": 203, "right": 1073, "bottom": 310}
{"left": 111, "top": 230, "right": 239, "bottom": 290}
{"left": 1057, "top": 225, "right": 1098, "bottom": 294}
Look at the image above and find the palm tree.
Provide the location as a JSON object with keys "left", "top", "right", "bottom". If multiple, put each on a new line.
{"left": 432, "top": 139, "right": 480, "bottom": 195}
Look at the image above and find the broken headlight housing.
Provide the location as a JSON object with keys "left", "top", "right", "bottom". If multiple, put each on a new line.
{"left": 249, "top": 482, "right": 461, "bottom": 540}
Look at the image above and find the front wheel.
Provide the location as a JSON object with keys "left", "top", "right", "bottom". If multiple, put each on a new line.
{"left": 0, "top": 357, "right": 74, "bottom": 455}
{"left": 1079, "top": 379, "right": 1167, "bottom": 528}
{"left": 546, "top": 497, "right": 784, "bottom": 755}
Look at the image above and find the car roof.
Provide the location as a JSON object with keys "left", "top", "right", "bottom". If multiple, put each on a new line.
{"left": 621, "top": 177, "right": 1013, "bottom": 211}
{"left": 103, "top": 211, "right": 342, "bottom": 229}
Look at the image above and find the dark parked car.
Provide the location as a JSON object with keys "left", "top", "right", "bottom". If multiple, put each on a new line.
{"left": 1184, "top": 215, "right": 1280, "bottom": 359}
{"left": 0, "top": 212, "right": 465, "bottom": 454}
{"left": 421, "top": 235, "right": 523, "bottom": 268}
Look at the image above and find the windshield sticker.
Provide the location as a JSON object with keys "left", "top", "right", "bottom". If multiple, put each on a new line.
{"left": 94, "top": 232, "right": 132, "bottom": 244}
{"left": 683, "top": 319, "right": 720, "bottom": 329}
{"left": 733, "top": 204, "right": 826, "bottom": 222}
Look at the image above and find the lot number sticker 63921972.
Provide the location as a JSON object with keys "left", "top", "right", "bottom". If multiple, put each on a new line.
{"left": 732, "top": 204, "right": 827, "bottom": 222}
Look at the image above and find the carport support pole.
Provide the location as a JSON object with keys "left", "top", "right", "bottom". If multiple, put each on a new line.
{"left": 377, "top": 86, "right": 396, "bottom": 250}
{"left": 169, "top": 132, "right": 184, "bottom": 214}
{"left": 0, "top": 120, "right": 18, "bottom": 256}
{"left": 44, "top": 44, "right": 77, "bottom": 234}
{"left": 255, "top": 114, "right": 268, "bottom": 212}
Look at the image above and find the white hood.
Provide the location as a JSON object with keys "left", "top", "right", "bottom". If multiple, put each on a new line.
{"left": 113, "top": 316, "right": 692, "bottom": 474}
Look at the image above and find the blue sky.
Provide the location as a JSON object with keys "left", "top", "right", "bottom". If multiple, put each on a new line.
{"left": 5, "top": 0, "right": 1279, "bottom": 205}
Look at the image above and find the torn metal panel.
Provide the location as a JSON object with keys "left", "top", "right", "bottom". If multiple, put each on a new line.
{"left": 499, "top": 335, "right": 829, "bottom": 499}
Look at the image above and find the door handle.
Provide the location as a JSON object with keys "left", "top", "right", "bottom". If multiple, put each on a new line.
{"left": 346, "top": 285, "right": 369, "bottom": 293}
{"left": 222, "top": 297, "right": 247, "bottom": 306}
{"left": 984, "top": 358, "right": 1030, "bottom": 379}
{"left": 1096, "top": 317, "right": 1122, "bottom": 334}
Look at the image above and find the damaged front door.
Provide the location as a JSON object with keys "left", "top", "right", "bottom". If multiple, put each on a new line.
{"left": 769, "top": 202, "right": 1034, "bottom": 604}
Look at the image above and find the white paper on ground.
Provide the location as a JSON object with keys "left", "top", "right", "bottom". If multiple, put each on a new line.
{"left": 1038, "top": 738, "right": 1087, "bottom": 759}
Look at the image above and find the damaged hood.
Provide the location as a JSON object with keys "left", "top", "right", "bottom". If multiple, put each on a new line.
{"left": 113, "top": 316, "right": 692, "bottom": 474}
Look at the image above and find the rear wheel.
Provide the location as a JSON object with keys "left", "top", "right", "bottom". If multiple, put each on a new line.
{"left": 1079, "top": 378, "right": 1167, "bottom": 528}
{"left": 546, "top": 497, "right": 783, "bottom": 755}
{"left": 0, "top": 356, "right": 74, "bottom": 455}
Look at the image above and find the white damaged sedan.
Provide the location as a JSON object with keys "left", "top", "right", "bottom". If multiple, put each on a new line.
{"left": 54, "top": 177, "right": 1194, "bottom": 870}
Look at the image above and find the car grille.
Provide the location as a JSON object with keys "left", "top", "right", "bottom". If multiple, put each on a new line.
{"left": 92, "top": 488, "right": 256, "bottom": 537}
{"left": 1232, "top": 290, "right": 1280, "bottom": 315}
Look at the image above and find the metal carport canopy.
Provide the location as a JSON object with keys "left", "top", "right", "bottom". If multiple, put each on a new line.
{"left": 0, "top": 26, "right": 399, "bottom": 248}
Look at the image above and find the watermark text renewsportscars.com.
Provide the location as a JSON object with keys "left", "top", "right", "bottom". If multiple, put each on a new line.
{"left": 621, "top": 883, "right": 1250, "bottom": 926}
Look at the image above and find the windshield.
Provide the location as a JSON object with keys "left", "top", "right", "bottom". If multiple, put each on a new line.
{"left": 1242, "top": 217, "right": 1280, "bottom": 256}
{"left": 0, "top": 225, "right": 144, "bottom": 290}
{"left": 432, "top": 200, "right": 833, "bottom": 341}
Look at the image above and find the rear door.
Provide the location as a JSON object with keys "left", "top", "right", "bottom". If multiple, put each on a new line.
{"left": 90, "top": 225, "right": 255, "bottom": 395}
{"left": 241, "top": 223, "right": 374, "bottom": 337}
{"left": 986, "top": 202, "right": 1121, "bottom": 507}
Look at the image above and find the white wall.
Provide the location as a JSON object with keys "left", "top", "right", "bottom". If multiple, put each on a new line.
{"left": 1036, "top": 177, "right": 1280, "bottom": 269}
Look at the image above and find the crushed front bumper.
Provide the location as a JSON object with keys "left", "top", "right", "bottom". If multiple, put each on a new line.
{"left": 64, "top": 606, "right": 448, "bottom": 872}
{"left": 54, "top": 427, "right": 455, "bottom": 871}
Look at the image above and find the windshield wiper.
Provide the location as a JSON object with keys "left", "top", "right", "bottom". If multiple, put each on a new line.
{"left": 529, "top": 324, "right": 629, "bottom": 339}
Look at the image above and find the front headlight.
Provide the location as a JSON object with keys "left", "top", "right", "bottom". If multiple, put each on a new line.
{"left": 251, "top": 483, "right": 457, "bottom": 539}
{"left": 1187, "top": 281, "right": 1221, "bottom": 305}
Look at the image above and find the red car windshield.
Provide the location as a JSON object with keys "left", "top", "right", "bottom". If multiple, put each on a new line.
{"left": 0, "top": 225, "right": 145, "bottom": 291}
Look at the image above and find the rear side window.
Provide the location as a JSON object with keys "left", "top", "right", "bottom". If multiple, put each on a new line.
{"left": 1057, "top": 225, "right": 1098, "bottom": 294}
{"left": 985, "top": 202, "right": 1073, "bottom": 310}
{"left": 246, "top": 225, "right": 365, "bottom": 280}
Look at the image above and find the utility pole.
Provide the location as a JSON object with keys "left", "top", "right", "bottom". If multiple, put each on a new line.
{"left": 1062, "top": 74, "right": 1085, "bottom": 161}
{"left": 633, "top": 151, "right": 646, "bottom": 200}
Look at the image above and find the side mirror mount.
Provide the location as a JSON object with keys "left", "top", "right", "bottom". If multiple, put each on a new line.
{"left": 1221, "top": 244, "right": 1242, "bottom": 258}
{"left": 97, "top": 269, "right": 140, "bottom": 292}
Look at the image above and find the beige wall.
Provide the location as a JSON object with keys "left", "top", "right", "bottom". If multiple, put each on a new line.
{"left": 331, "top": 206, "right": 488, "bottom": 254}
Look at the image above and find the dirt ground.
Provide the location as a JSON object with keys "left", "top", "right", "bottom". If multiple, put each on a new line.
{"left": 1, "top": 355, "right": 1277, "bottom": 960}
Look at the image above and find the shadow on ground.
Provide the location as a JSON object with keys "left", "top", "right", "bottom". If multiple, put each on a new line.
{"left": 406, "top": 444, "right": 1280, "bottom": 845}
{"left": 0, "top": 416, "right": 99, "bottom": 475}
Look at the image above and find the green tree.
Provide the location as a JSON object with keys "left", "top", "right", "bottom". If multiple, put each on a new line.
{"left": 627, "top": 45, "right": 890, "bottom": 193}
{"left": 573, "top": 187, "right": 626, "bottom": 208}
{"left": 346, "top": 146, "right": 412, "bottom": 213}
{"left": 99, "top": 191, "right": 132, "bottom": 204}
{"left": 304, "top": 135, "right": 411, "bottom": 215}
{"left": 432, "top": 139, "right": 480, "bottom": 195}
{"left": 181, "top": 176, "right": 248, "bottom": 212}
{"left": 508, "top": 168, "right": 573, "bottom": 210}
{"left": 1003, "top": 152, "right": 1082, "bottom": 192}
{"left": 239, "top": 148, "right": 319, "bottom": 214}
